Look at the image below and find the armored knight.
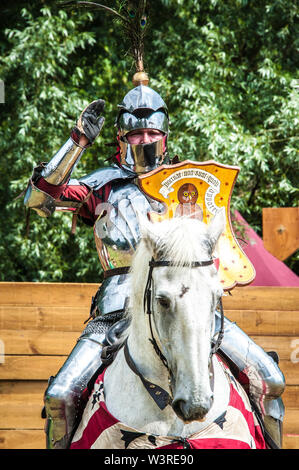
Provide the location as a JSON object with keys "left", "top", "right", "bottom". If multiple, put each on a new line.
{"left": 23, "top": 81, "right": 285, "bottom": 449}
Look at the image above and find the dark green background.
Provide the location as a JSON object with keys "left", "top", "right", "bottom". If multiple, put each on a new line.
{"left": 0, "top": 0, "right": 298, "bottom": 282}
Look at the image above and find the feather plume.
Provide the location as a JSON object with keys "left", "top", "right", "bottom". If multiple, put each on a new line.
{"left": 60, "top": 1, "right": 150, "bottom": 77}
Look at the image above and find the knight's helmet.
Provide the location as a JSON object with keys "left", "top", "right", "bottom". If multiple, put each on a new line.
{"left": 116, "top": 84, "right": 169, "bottom": 174}
{"left": 67, "top": 1, "right": 169, "bottom": 174}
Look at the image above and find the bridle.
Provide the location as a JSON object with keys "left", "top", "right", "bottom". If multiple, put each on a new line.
{"left": 122, "top": 256, "right": 225, "bottom": 411}
{"left": 143, "top": 257, "right": 225, "bottom": 372}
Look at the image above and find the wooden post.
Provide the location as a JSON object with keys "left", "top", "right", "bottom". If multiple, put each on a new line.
{"left": 263, "top": 207, "right": 299, "bottom": 260}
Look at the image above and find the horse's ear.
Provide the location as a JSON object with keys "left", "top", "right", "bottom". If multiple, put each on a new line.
{"left": 207, "top": 207, "right": 226, "bottom": 252}
{"left": 136, "top": 210, "right": 159, "bottom": 252}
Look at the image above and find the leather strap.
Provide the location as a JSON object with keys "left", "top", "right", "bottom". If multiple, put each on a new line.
{"left": 149, "top": 259, "right": 214, "bottom": 268}
{"left": 124, "top": 339, "right": 172, "bottom": 410}
{"left": 103, "top": 266, "right": 130, "bottom": 279}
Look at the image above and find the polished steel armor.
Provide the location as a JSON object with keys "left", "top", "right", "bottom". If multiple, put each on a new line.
{"left": 44, "top": 330, "right": 106, "bottom": 448}
{"left": 119, "top": 137, "right": 167, "bottom": 174}
{"left": 116, "top": 85, "right": 169, "bottom": 174}
{"left": 24, "top": 181, "right": 56, "bottom": 218}
{"left": 41, "top": 137, "right": 85, "bottom": 185}
{"left": 94, "top": 182, "right": 165, "bottom": 314}
{"left": 24, "top": 138, "right": 85, "bottom": 217}
{"left": 116, "top": 85, "right": 169, "bottom": 132}
{"left": 118, "top": 110, "right": 168, "bottom": 135}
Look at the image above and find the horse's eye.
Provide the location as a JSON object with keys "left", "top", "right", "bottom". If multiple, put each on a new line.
{"left": 156, "top": 296, "right": 170, "bottom": 309}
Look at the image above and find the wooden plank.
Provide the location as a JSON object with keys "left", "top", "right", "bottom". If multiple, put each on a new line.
{"left": 282, "top": 386, "right": 299, "bottom": 409}
{"left": 2, "top": 329, "right": 298, "bottom": 360}
{"left": 283, "top": 408, "right": 299, "bottom": 436}
{"left": 251, "top": 335, "right": 298, "bottom": 361}
{"left": 0, "top": 355, "right": 68, "bottom": 380}
{"left": 0, "top": 283, "right": 298, "bottom": 311}
{"left": 0, "top": 282, "right": 99, "bottom": 306}
{"left": 0, "top": 305, "right": 89, "bottom": 331}
{"left": 0, "top": 329, "right": 79, "bottom": 355}
{"left": 0, "top": 381, "right": 295, "bottom": 432}
{"left": 274, "top": 360, "right": 299, "bottom": 386}
{"left": 0, "top": 430, "right": 45, "bottom": 449}
{"left": 0, "top": 381, "right": 46, "bottom": 430}
{"left": 282, "top": 434, "right": 299, "bottom": 450}
{"left": 225, "top": 309, "right": 299, "bottom": 336}
{"left": 0, "top": 354, "right": 298, "bottom": 385}
{"left": 0, "top": 380, "right": 297, "bottom": 427}
{"left": 263, "top": 207, "right": 299, "bottom": 261}
{"left": 222, "top": 287, "right": 299, "bottom": 311}
{"left": 1, "top": 305, "right": 299, "bottom": 336}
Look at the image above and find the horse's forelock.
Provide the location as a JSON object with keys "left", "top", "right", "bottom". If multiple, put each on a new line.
{"left": 154, "top": 217, "right": 211, "bottom": 266}
{"left": 128, "top": 217, "right": 212, "bottom": 318}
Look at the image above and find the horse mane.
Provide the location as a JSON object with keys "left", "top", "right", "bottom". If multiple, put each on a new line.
{"left": 126, "top": 216, "right": 215, "bottom": 322}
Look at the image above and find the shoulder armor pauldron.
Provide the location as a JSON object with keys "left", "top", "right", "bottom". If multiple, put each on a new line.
{"left": 70, "top": 165, "right": 136, "bottom": 192}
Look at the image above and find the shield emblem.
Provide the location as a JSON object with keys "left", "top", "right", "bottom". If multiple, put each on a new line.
{"left": 139, "top": 160, "right": 255, "bottom": 291}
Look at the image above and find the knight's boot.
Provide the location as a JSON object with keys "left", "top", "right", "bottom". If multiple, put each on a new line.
{"left": 43, "top": 316, "right": 110, "bottom": 449}
{"left": 215, "top": 311, "right": 285, "bottom": 448}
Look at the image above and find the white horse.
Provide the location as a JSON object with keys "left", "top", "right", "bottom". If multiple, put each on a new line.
{"left": 71, "top": 209, "right": 266, "bottom": 449}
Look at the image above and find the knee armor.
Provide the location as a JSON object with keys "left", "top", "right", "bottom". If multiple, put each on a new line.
{"left": 43, "top": 317, "right": 110, "bottom": 448}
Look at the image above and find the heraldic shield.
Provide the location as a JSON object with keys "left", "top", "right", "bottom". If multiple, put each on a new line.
{"left": 139, "top": 160, "right": 256, "bottom": 291}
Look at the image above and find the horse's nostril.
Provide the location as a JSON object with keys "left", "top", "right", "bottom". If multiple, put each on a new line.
{"left": 172, "top": 399, "right": 186, "bottom": 419}
{"left": 172, "top": 395, "right": 213, "bottom": 422}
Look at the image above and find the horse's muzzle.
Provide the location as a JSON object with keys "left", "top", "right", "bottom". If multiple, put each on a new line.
{"left": 172, "top": 394, "right": 214, "bottom": 423}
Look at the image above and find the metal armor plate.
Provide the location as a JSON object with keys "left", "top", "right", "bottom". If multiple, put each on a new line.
{"left": 93, "top": 181, "right": 164, "bottom": 314}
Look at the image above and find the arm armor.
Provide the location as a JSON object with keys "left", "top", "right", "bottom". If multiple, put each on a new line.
{"left": 24, "top": 138, "right": 85, "bottom": 217}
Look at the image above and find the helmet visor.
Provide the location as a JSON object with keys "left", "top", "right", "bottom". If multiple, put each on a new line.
{"left": 118, "top": 110, "right": 168, "bottom": 136}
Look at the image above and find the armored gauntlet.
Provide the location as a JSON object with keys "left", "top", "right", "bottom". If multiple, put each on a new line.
{"left": 24, "top": 100, "right": 105, "bottom": 216}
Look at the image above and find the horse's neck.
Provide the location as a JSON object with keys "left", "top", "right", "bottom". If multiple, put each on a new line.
{"left": 106, "top": 312, "right": 172, "bottom": 403}
{"left": 125, "top": 318, "right": 171, "bottom": 390}
{"left": 103, "top": 322, "right": 175, "bottom": 434}
{"left": 103, "top": 330, "right": 231, "bottom": 438}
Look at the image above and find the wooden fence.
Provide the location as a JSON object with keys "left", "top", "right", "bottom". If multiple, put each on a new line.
{"left": 0, "top": 282, "right": 298, "bottom": 449}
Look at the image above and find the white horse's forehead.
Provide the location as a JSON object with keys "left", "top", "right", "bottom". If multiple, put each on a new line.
{"left": 153, "top": 266, "right": 218, "bottom": 294}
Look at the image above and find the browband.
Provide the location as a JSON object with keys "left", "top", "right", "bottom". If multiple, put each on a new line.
{"left": 149, "top": 259, "right": 214, "bottom": 268}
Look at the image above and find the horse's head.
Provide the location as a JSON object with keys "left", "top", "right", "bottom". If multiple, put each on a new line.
{"left": 129, "top": 209, "right": 226, "bottom": 423}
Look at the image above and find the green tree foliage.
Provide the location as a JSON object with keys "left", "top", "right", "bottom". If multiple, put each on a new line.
{"left": 0, "top": 0, "right": 298, "bottom": 282}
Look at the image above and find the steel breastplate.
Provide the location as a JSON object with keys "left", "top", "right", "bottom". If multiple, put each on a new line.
{"left": 94, "top": 181, "right": 164, "bottom": 315}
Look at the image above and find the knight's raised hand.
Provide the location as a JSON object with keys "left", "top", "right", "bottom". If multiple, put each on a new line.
{"left": 73, "top": 99, "right": 105, "bottom": 146}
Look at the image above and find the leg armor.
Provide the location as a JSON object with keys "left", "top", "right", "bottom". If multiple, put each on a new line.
{"left": 215, "top": 311, "right": 285, "bottom": 448}
{"left": 43, "top": 315, "right": 117, "bottom": 449}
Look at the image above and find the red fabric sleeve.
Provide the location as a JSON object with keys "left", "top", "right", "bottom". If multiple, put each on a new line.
{"left": 37, "top": 177, "right": 111, "bottom": 224}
